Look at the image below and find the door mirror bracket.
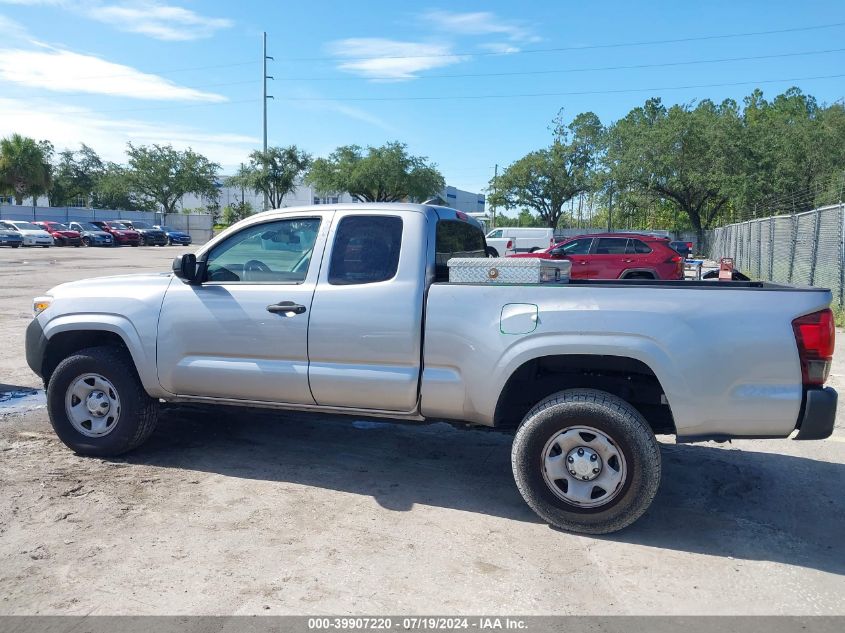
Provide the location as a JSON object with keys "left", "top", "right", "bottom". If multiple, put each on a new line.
{"left": 172, "top": 254, "right": 199, "bottom": 284}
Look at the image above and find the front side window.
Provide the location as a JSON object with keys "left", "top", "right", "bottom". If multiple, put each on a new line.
{"left": 553, "top": 238, "right": 592, "bottom": 256}
{"left": 329, "top": 216, "right": 402, "bottom": 285}
{"left": 435, "top": 220, "right": 486, "bottom": 281}
{"left": 205, "top": 217, "right": 321, "bottom": 283}
{"left": 487, "top": 229, "right": 503, "bottom": 238}
{"left": 594, "top": 238, "right": 628, "bottom": 255}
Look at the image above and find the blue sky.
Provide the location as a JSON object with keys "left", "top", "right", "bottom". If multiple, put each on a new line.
{"left": 1, "top": 1, "right": 843, "bottom": 195}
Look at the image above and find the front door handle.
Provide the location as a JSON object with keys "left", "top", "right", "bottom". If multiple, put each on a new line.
{"left": 267, "top": 301, "right": 306, "bottom": 315}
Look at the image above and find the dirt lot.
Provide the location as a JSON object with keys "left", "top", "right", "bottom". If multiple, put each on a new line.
{"left": 1, "top": 246, "right": 844, "bottom": 615}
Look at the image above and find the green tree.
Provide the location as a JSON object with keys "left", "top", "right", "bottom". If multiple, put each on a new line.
{"left": 490, "top": 112, "right": 603, "bottom": 229}
{"left": 0, "top": 134, "right": 52, "bottom": 205}
{"left": 605, "top": 98, "right": 741, "bottom": 243}
{"left": 125, "top": 143, "right": 220, "bottom": 222}
{"left": 307, "top": 141, "right": 444, "bottom": 202}
{"left": 226, "top": 146, "right": 311, "bottom": 210}
{"left": 91, "top": 162, "right": 153, "bottom": 211}
{"left": 49, "top": 144, "right": 104, "bottom": 207}
{"left": 223, "top": 199, "right": 254, "bottom": 225}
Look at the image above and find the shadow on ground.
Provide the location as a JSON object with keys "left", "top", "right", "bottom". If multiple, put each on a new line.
{"left": 122, "top": 404, "right": 844, "bottom": 576}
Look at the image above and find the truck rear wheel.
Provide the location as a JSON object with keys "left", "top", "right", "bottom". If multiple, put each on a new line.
{"left": 46, "top": 346, "right": 158, "bottom": 456}
{"left": 511, "top": 388, "right": 660, "bottom": 534}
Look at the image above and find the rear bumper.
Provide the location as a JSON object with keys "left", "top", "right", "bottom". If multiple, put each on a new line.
{"left": 794, "top": 387, "right": 838, "bottom": 440}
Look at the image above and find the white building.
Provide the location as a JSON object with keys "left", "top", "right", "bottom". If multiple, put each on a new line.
{"left": 7, "top": 181, "right": 485, "bottom": 215}
{"left": 182, "top": 181, "right": 486, "bottom": 214}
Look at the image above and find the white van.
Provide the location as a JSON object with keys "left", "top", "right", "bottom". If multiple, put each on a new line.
{"left": 485, "top": 227, "right": 555, "bottom": 256}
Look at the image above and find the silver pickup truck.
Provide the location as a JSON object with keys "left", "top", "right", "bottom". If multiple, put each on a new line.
{"left": 25, "top": 204, "right": 838, "bottom": 534}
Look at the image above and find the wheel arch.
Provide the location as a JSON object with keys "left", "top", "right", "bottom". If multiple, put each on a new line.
{"left": 40, "top": 316, "right": 160, "bottom": 395}
{"left": 493, "top": 353, "right": 677, "bottom": 436}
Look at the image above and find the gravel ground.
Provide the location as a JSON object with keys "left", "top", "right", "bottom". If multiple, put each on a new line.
{"left": 0, "top": 245, "right": 843, "bottom": 615}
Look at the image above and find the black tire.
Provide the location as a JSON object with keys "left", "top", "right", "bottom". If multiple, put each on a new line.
{"left": 46, "top": 346, "right": 158, "bottom": 456}
{"left": 42, "top": 245, "right": 50, "bottom": 248}
{"left": 168, "top": 238, "right": 174, "bottom": 246}
{"left": 82, "top": 236, "right": 91, "bottom": 247}
{"left": 511, "top": 388, "right": 660, "bottom": 534}
{"left": 486, "top": 247, "right": 499, "bottom": 258}
{"left": 12, "top": 244, "right": 19, "bottom": 248}
{"left": 623, "top": 272, "right": 655, "bottom": 280}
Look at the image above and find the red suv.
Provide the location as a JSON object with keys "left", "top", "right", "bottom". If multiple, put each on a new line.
{"left": 33, "top": 221, "right": 82, "bottom": 247}
{"left": 509, "top": 233, "right": 684, "bottom": 280}
{"left": 91, "top": 220, "right": 142, "bottom": 246}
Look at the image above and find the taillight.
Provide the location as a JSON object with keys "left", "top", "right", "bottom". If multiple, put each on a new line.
{"left": 792, "top": 309, "right": 835, "bottom": 386}
{"left": 665, "top": 255, "right": 683, "bottom": 264}
{"left": 507, "top": 240, "right": 513, "bottom": 249}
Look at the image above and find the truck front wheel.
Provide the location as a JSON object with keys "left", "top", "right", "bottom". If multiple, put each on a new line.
{"left": 511, "top": 388, "right": 660, "bottom": 534}
{"left": 46, "top": 347, "right": 158, "bottom": 456}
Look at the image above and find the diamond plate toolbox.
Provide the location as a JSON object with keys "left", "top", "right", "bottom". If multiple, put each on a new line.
{"left": 447, "top": 257, "right": 571, "bottom": 284}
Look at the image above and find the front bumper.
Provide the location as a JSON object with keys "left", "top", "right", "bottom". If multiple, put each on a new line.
{"left": 794, "top": 387, "right": 837, "bottom": 440}
{"left": 24, "top": 237, "right": 52, "bottom": 246}
{"left": 25, "top": 318, "right": 47, "bottom": 379}
{"left": 0, "top": 237, "right": 22, "bottom": 246}
{"left": 169, "top": 235, "right": 192, "bottom": 245}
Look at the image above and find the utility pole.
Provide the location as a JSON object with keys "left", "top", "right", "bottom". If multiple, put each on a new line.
{"left": 262, "top": 31, "right": 274, "bottom": 211}
{"left": 607, "top": 183, "right": 614, "bottom": 233}
{"left": 491, "top": 163, "right": 498, "bottom": 228}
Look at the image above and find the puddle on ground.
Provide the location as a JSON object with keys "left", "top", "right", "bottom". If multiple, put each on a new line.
{"left": 0, "top": 388, "right": 47, "bottom": 416}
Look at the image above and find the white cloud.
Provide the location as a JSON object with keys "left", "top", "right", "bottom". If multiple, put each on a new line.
{"left": 85, "top": 2, "right": 232, "bottom": 41}
{"left": 0, "top": 97, "right": 256, "bottom": 169}
{"left": 420, "top": 10, "right": 541, "bottom": 52}
{"left": 0, "top": 12, "right": 30, "bottom": 39}
{"left": 0, "top": 47, "right": 226, "bottom": 101}
{"left": 0, "top": 1, "right": 232, "bottom": 41}
{"left": 326, "top": 38, "right": 467, "bottom": 80}
{"left": 479, "top": 43, "right": 521, "bottom": 54}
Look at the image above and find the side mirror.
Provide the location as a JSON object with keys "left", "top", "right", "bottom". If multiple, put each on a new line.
{"left": 172, "top": 254, "right": 198, "bottom": 284}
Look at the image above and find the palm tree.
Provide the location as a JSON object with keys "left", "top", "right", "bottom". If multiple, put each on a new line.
{"left": 0, "top": 134, "right": 52, "bottom": 205}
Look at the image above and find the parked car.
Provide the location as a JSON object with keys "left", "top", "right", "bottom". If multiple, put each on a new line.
{"left": 90, "top": 220, "right": 141, "bottom": 246}
{"left": 25, "top": 203, "right": 837, "bottom": 535}
{"left": 0, "top": 224, "right": 23, "bottom": 248}
{"left": 0, "top": 220, "right": 53, "bottom": 247}
{"left": 67, "top": 222, "right": 114, "bottom": 247}
{"left": 509, "top": 233, "right": 684, "bottom": 280}
{"left": 153, "top": 225, "right": 192, "bottom": 246}
{"left": 486, "top": 227, "right": 555, "bottom": 256}
{"left": 669, "top": 240, "right": 694, "bottom": 259}
{"left": 33, "top": 221, "right": 82, "bottom": 247}
{"left": 122, "top": 220, "right": 168, "bottom": 246}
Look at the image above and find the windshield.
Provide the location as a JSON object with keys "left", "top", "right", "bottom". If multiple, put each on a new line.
{"left": 13, "top": 222, "right": 40, "bottom": 231}
{"left": 109, "top": 222, "right": 129, "bottom": 229}
{"left": 50, "top": 223, "right": 69, "bottom": 230}
{"left": 158, "top": 226, "right": 174, "bottom": 232}
{"left": 131, "top": 221, "right": 151, "bottom": 229}
{"left": 78, "top": 223, "right": 100, "bottom": 231}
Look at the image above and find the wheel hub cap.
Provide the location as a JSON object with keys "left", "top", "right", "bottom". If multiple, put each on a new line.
{"left": 566, "top": 446, "right": 602, "bottom": 481}
{"left": 541, "top": 426, "right": 628, "bottom": 508}
{"left": 65, "top": 373, "right": 121, "bottom": 438}
{"left": 85, "top": 390, "right": 110, "bottom": 416}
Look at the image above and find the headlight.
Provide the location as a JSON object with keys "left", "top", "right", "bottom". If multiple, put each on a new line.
{"left": 33, "top": 296, "right": 52, "bottom": 317}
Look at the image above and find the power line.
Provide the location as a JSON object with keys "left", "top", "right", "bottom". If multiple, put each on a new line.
{"left": 52, "top": 98, "right": 261, "bottom": 116}
{"left": 276, "top": 47, "right": 845, "bottom": 82}
{"left": 274, "top": 73, "right": 845, "bottom": 102}
{"left": 285, "top": 21, "right": 845, "bottom": 62}
{"left": 26, "top": 79, "right": 262, "bottom": 100}
{"left": 70, "top": 59, "right": 261, "bottom": 82}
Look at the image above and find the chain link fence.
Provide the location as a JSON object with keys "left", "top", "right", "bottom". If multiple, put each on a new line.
{"left": 708, "top": 204, "right": 845, "bottom": 305}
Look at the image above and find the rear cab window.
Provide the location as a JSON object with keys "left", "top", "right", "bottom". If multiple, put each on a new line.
{"left": 435, "top": 220, "right": 486, "bottom": 281}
